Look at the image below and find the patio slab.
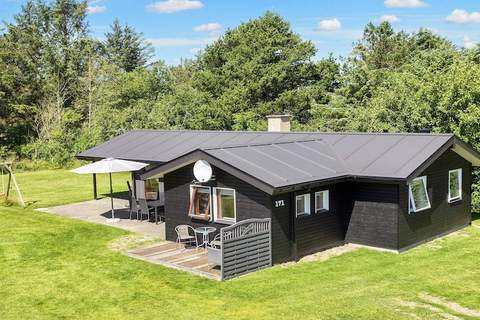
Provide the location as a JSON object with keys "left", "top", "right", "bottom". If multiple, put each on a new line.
{"left": 38, "top": 198, "right": 165, "bottom": 239}
{"left": 127, "top": 242, "right": 221, "bottom": 280}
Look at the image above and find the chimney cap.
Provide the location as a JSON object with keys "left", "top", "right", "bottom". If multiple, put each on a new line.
{"left": 266, "top": 114, "right": 291, "bottom": 119}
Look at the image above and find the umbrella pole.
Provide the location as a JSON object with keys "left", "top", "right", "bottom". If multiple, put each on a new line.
{"left": 109, "top": 172, "right": 114, "bottom": 219}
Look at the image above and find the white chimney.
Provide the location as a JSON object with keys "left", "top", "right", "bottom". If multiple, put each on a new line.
{"left": 266, "top": 114, "right": 291, "bottom": 132}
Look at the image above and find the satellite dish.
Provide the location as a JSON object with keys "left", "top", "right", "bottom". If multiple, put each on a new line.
{"left": 193, "top": 160, "right": 212, "bottom": 182}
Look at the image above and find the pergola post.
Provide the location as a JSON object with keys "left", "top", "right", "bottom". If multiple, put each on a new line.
{"left": 92, "top": 173, "right": 98, "bottom": 200}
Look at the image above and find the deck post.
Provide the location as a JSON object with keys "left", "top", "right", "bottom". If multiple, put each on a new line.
{"left": 92, "top": 173, "right": 98, "bottom": 200}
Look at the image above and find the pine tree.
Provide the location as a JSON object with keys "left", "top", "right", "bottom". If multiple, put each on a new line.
{"left": 103, "top": 19, "right": 153, "bottom": 72}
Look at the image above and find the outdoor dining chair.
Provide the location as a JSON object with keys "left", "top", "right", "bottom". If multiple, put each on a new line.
{"left": 128, "top": 193, "right": 140, "bottom": 220}
{"left": 138, "top": 198, "right": 155, "bottom": 221}
{"left": 175, "top": 225, "right": 198, "bottom": 248}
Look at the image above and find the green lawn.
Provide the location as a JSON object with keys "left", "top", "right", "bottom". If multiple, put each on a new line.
{"left": 1, "top": 169, "right": 479, "bottom": 319}
{"left": 3, "top": 169, "right": 130, "bottom": 208}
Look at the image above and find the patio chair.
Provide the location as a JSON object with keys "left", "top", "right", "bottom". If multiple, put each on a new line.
{"left": 209, "top": 231, "right": 231, "bottom": 249}
{"left": 175, "top": 225, "right": 198, "bottom": 248}
{"left": 138, "top": 198, "right": 155, "bottom": 221}
{"left": 128, "top": 193, "right": 140, "bottom": 220}
{"left": 209, "top": 233, "right": 221, "bottom": 249}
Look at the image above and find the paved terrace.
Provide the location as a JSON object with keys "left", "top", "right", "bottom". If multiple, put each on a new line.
{"left": 38, "top": 198, "right": 165, "bottom": 239}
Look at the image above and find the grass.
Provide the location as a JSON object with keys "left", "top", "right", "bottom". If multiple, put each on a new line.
{"left": 1, "top": 169, "right": 480, "bottom": 319}
{"left": 2, "top": 169, "right": 129, "bottom": 208}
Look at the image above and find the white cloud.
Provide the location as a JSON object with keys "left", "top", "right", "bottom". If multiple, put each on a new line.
{"left": 379, "top": 14, "right": 400, "bottom": 23}
{"left": 147, "top": 37, "right": 216, "bottom": 46}
{"left": 317, "top": 18, "right": 342, "bottom": 31}
{"left": 384, "top": 0, "right": 428, "bottom": 8}
{"left": 193, "top": 22, "right": 222, "bottom": 33}
{"left": 86, "top": 5, "right": 106, "bottom": 14}
{"left": 446, "top": 9, "right": 480, "bottom": 24}
{"left": 463, "top": 36, "right": 477, "bottom": 49}
{"left": 146, "top": 0, "right": 203, "bottom": 13}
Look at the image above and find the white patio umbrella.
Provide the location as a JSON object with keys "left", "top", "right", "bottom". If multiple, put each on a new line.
{"left": 71, "top": 158, "right": 148, "bottom": 222}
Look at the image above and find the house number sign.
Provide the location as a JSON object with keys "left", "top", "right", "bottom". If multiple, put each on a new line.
{"left": 274, "top": 200, "right": 285, "bottom": 208}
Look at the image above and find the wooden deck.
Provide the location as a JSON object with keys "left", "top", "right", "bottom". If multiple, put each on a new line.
{"left": 127, "top": 242, "right": 221, "bottom": 280}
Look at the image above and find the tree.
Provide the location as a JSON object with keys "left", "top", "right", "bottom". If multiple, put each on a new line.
{"left": 0, "top": 0, "right": 90, "bottom": 154}
{"left": 192, "top": 12, "right": 329, "bottom": 129}
{"left": 103, "top": 19, "right": 153, "bottom": 72}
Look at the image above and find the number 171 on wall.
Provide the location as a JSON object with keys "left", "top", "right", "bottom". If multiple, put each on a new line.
{"left": 275, "top": 200, "right": 285, "bottom": 208}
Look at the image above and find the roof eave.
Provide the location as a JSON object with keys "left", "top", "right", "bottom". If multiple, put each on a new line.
{"left": 452, "top": 137, "right": 480, "bottom": 167}
{"left": 272, "top": 174, "right": 406, "bottom": 194}
{"left": 406, "top": 136, "right": 480, "bottom": 183}
{"left": 76, "top": 154, "right": 162, "bottom": 165}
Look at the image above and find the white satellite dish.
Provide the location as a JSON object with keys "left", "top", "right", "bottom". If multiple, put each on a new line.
{"left": 193, "top": 160, "right": 212, "bottom": 182}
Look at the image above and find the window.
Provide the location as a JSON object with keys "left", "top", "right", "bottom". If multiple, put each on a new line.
{"left": 213, "top": 188, "right": 236, "bottom": 223}
{"left": 315, "top": 190, "right": 329, "bottom": 213}
{"left": 135, "top": 179, "right": 161, "bottom": 200}
{"left": 188, "top": 185, "right": 211, "bottom": 220}
{"left": 408, "top": 176, "right": 431, "bottom": 213}
{"left": 296, "top": 193, "right": 311, "bottom": 217}
{"left": 145, "top": 179, "right": 159, "bottom": 200}
{"left": 448, "top": 169, "right": 462, "bottom": 203}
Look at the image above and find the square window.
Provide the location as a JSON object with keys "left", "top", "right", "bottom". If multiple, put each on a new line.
{"left": 408, "top": 176, "right": 431, "bottom": 213}
{"left": 448, "top": 169, "right": 462, "bottom": 203}
{"left": 296, "top": 193, "right": 311, "bottom": 217}
{"left": 315, "top": 190, "right": 329, "bottom": 212}
{"left": 213, "top": 187, "right": 236, "bottom": 223}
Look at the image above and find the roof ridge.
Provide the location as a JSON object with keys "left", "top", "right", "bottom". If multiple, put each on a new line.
{"left": 128, "top": 129, "right": 454, "bottom": 137}
{"left": 201, "top": 138, "right": 324, "bottom": 150}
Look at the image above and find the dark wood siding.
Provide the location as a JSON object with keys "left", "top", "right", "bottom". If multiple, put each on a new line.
{"left": 164, "top": 164, "right": 271, "bottom": 245}
{"left": 345, "top": 183, "right": 399, "bottom": 250}
{"left": 293, "top": 183, "right": 349, "bottom": 257}
{"left": 271, "top": 194, "right": 292, "bottom": 263}
{"left": 398, "top": 149, "right": 472, "bottom": 250}
{"left": 164, "top": 147, "right": 474, "bottom": 262}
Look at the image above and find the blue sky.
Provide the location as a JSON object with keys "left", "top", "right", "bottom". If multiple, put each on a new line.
{"left": 1, "top": 0, "right": 480, "bottom": 65}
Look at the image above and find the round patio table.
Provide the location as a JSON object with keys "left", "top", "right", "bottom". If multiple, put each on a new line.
{"left": 194, "top": 226, "right": 216, "bottom": 248}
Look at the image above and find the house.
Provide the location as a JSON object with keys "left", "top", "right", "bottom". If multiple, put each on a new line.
{"left": 78, "top": 115, "right": 480, "bottom": 264}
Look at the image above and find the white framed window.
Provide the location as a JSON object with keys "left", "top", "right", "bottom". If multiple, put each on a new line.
{"left": 408, "top": 176, "right": 431, "bottom": 213}
{"left": 315, "top": 190, "right": 329, "bottom": 213}
{"left": 448, "top": 169, "right": 462, "bottom": 203}
{"left": 188, "top": 185, "right": 212, "bottom": 221}
{"left": 296, "top": 193, "right": 311, "bottom": 217}
{"left": 213, "top": 187, "right": 236, "bottom": 224}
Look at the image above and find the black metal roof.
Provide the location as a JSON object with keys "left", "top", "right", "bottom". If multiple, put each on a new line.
{"left": 78, "top": 130, "right": 480, "bottom": 193}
